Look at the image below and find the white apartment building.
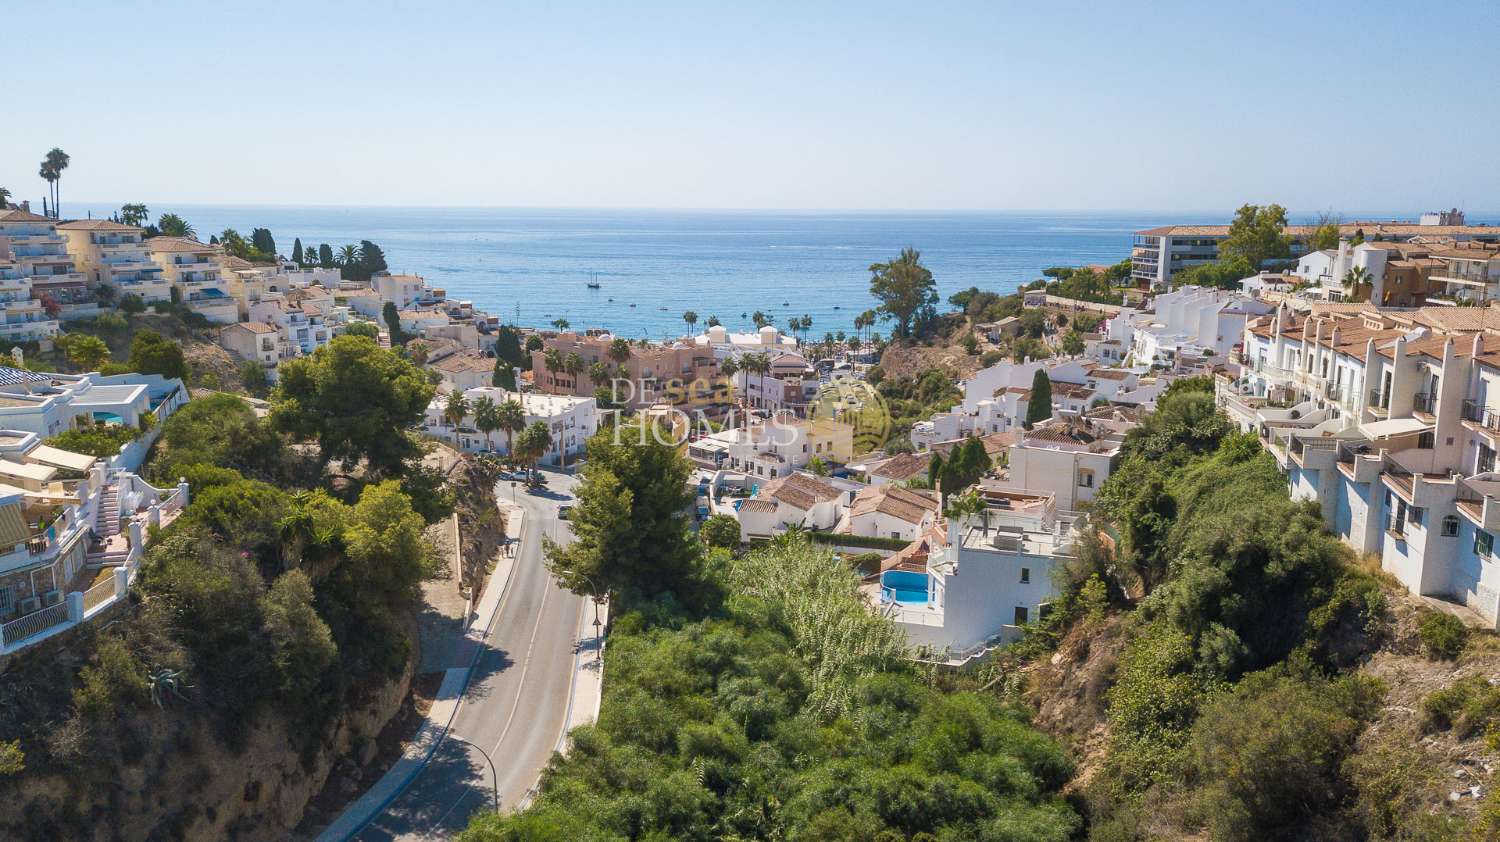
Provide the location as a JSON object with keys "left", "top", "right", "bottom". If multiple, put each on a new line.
{"left": 57, "top": 219, "right": 173, "bottom": 304}
{"left": 991, "top": 419, "right": 1121, "bottom": 511}
{"left": 1218, "top": 303, "right": 1500, "bottom": 627}
{"left": 372, "top": 272, "right": 428, "bottom": 308}
{"left": 248, "top": 299, "right": 333, "bottom": 358}
{"left": 910, "top": 359, "right": 1097, "bottom": 450}
{"left": 0, "top": 209, "right": 71, "bottom": 342}
{"left": 219, "top": 322, "right": 280, "bottom": 378}
{"left": 145, "top": 237, "right": 239, "bottom": 323}
{"left": 1123, "top": 286, "right": 1272, "bottom": 368}
{"left": 422, "top": 387, "right": 597, "bottom": 465}
{"left": 878, "top": 490, "right": 1075, "bottom": 663}
{"left": 1131, "top": 219, "right": 1500, "bottom": 289}
{"left": 694, "top": 324, "right": 800, "bottom": 357}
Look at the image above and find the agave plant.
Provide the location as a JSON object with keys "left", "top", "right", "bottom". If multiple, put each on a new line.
{"left": 148, "top": 667, "right": 192, "bottom": 709}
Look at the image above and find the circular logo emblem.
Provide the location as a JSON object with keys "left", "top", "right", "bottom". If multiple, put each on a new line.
{"left": 808, "top": 375, "right": 890, "bottom": 456}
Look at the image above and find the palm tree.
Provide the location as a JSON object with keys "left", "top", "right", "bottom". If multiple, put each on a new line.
{"left": 337, "top": 244, "right": 360, "bottom": 267}
{"left": 119, "top": 203, "right": 149, "bottom": 227}
{"left": 517, "top": 420, "right": 553, "bottom": 472}
{"left": 551, "top": 318, "right": 570, "bottom": 332}
{"left": 751, "top": 311, "right": 770, "bottom": 329}
{"left": 443, "top": 390, "right": 470, "bottom": 432}
{"left": 472, "top": 396, "right": 500, "bottom": 451}
{"left": 542, "top": 348, "right": 563, "bottom": 389}
{"left": 745, "top": 352, "right": 771, "bottom": 413}
{"left": 608, "top": 337, "right": 632, "bottom": 367}
{"left": 0, "top": 187, "right": 10, "bottom": 210}
{"left": 157, "top": 213, "right": 195, "bottom": 238}
{"left": 719, "top": 356, "right": 740, "bottom": 425}
{"left": 799, "top": 314, "right": 812, "bottom": 343}
{"left": 39, "top": 148, "right": 69, "bottom": 218}
{"left": 497, "top": 399, "right": 525, "bottom": 459}
{"left": 683, "top": 310, "right": 698, "bottom": 335}
{"left": 588, "top": 361, "right": 610, "bottom": 389}
{"left": 563, "top": 352, "right": 583, "bottom": 387}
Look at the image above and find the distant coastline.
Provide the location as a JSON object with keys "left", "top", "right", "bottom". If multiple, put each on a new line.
{"left": 67, "top": 205, "right": 1466, "bottom": 339}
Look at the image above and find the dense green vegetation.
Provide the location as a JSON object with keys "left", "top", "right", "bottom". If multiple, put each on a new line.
{"left": 0, "top": 341, "right": 441, "bottom": 812}
{"left": 467, "top": 505, "right": 1079, "bottom": 840}
{"left": 873, "top": 368, "right": 962, "bottom": 449}
{"left": 997, "top": 376, "right": 1500, "bottom": 841}
{"left": 46, "top": 422, "right": 141, "bottom": 458}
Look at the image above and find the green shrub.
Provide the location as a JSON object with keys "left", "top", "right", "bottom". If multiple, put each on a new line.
{"left": 698, "top": 513, "right": 741, "bottom": 549}
{"left": 1180, "top": 671, "right": 1383, "bottom": 841}
{"left": 808, "top": 531, "right": 909, "bottom": 551}
{"left": 47, "top": 423, "right": 140, "bottom": 458}
{"left": 1420, "top": 674, "right": 1500, "bottom": 738}
{"left": 72, "top": 637, "right": 149, "bottom": 721}
{"left": 1417, "top": 611, "right": 1469, "bottom": 660}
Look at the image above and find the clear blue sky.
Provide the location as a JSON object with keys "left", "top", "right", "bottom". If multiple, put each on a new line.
{"left": 3, "top": 0, "right": 1497, "bottom": 212}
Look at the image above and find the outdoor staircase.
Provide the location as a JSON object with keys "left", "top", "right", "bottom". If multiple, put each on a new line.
{"left": 93, "top": 484, "right": 120, "bottom": 540}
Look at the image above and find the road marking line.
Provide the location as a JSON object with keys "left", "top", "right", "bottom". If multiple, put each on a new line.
{"left": 489, "top": 579, "right": 553, "bottom": 758}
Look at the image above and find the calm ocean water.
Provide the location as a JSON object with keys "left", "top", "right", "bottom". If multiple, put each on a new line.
{"left": 60, "top": 205, "right": 1408, "bottom": 339}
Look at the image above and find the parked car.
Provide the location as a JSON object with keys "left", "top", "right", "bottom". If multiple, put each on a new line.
{"left": 558, "top": 505, "right": 572, "bottom": 520}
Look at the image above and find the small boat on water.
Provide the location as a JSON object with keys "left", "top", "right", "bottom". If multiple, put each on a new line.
{"left": 586, "top": 271, "right": 601, "bottom": 289}
{"left": 629, "top": 303, "right": 637, "bottom": 308}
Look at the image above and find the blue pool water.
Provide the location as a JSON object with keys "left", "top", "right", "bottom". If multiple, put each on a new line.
{"left": 881, "top": 570, "right": 930, "bottom": 605}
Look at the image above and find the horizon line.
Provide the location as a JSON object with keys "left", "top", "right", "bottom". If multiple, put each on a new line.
{"left": 55, "top": 201, "right": 1496, "bottom": 220}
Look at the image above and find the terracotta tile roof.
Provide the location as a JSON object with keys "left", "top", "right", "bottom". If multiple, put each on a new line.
{"left": 56, "top": 219, "right": 139, "bottom": 232}
{"left": 223, "top": 321, "right": 276, "bottom": 335}
{"left": 431, "top": 352, "right": 493, "bottom": 374}
{"left": 1051, "top": 381, "right": 1096, "bottom": 399}
{"left": 737, "top": 498, "right": 776, "bottom": 514}
{"left": 0, "top": 208, "right": 53, "bottom": 223}
{"left": 761, "top": 472, "right": 844, "bottom": 511}
{"left": 146, "top": 236, "right": 220, "bottom": 254}
{"left": 1138, "top": 222, "right": 1500, "bottom": 238}
{"left": 849, "top": 484, "right": 939, "bottom": 525}
{"left": 1089, "top": 368, "right": 1131, "bottom": 380}
{"left": 869, "top": 452, "right": 931, "bottom": 481}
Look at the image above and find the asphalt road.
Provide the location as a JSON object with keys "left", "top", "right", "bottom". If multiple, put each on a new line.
{"left": 355, "top": 471, "right": 586, "bottom": 840}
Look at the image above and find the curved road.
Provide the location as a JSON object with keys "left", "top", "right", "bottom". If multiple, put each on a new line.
{"left": 355, "top": 471, "right": 587, "bottom": 840}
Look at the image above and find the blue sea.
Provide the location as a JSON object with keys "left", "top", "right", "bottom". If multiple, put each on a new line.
{"left": 58, "top": 205, "right": 1401, "bottom": 339}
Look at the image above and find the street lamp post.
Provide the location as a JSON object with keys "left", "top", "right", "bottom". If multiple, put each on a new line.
{"left": 446, "top": 732, "right": 500, "bottom": 813}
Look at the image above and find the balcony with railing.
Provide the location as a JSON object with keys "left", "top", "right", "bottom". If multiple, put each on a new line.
{"left": 1368, "top": 389, "right": 1390, "bottom": 418}
{"left": 1290, "top": 434, "right": 1340, "bottom": 470}
{"left": 1462, "top": 399, "right": 1500, "bottom": 435}
{"left": 1413, "top": 392, "right": 1437, "bottom": 419}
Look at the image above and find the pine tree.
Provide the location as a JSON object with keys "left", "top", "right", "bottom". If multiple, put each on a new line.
{"left": 291, "top": 238, "right": 304, "bottom": 266}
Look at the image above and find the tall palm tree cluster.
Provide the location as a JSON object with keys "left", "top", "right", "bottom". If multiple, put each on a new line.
{"left": 37, "top": 148, "right": 69, "bottom": 218}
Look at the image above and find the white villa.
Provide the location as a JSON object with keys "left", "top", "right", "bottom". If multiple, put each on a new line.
{"left": 838, "top": 483, "right": 941, "bottom": 542}
{"left": 733, "top": 471, "right": 861, "bottom": 539}
{"left": 422, "top": 387, "right": 597, "bottom": 465}
{"left": 876, "top": 489, "right": 1075, "bottom": 664}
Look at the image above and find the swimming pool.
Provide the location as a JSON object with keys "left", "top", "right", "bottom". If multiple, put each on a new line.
{"left": 880, "top": 570, "right": 930, "bottom": 605}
